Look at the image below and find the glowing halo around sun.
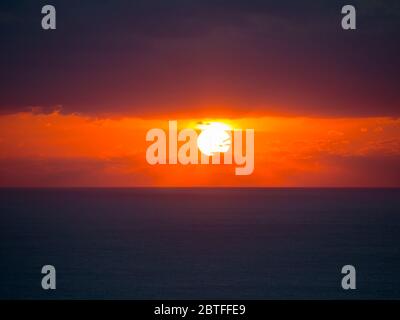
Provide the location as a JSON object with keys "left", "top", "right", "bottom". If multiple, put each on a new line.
{"left": 196, "top": 122, "right": 232, "bottom": 156}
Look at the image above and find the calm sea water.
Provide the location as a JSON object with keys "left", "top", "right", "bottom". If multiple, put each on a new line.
{"left": 1, "top": 188, "right": 400, "bottom": 299}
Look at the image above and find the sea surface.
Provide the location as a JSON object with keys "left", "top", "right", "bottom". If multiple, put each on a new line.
{"left": 1, "top": 188, "right": 400, "bottom": 299}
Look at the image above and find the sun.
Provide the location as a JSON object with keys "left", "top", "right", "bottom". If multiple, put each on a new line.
{"left": 197, "top": 122, "right": 232, "bottom": 156}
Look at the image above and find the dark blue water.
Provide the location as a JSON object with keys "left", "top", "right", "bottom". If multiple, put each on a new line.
{"left": 1, "top": 188, "right": 400, "bottom": 299}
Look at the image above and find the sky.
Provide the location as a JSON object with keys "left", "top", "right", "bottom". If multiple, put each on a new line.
{"left": 0, "top": 0, "right": 399, "bottom": 187}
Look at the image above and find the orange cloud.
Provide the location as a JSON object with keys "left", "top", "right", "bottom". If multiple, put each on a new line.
{"left": 0, "top": 112, "right": 399, "bottom": 187}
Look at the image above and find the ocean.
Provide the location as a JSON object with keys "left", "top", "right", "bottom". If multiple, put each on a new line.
{"left": 1, "top": 188, "right": 399, "bottom": 299}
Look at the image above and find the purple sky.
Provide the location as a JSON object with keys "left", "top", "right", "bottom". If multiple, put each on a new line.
{"left": 0, "top": 0, "right": 399, "bottom": 117}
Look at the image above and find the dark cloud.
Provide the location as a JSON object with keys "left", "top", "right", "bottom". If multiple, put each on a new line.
{"left": 0, "top": 156, "right": 150, "bottom": 187}
{"left": 0, "top": 0, "right": 399, "bottom": 116}
{"left": 267, "top": 153, "right": 400, "bottom": 187}
{"left": 1, "top": 153, "right": 399, "bottom": 187}
{"left": 322, "top": 154, "right": 400, "bottom": 187}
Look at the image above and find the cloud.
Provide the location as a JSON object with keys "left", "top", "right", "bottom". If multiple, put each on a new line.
{"left": 0, "top": 156, "right": 152, "bottom": 187}
{"left": 0, "top": 0, "right": 399, "bottom": 117}
{"left": 0, "top": 111, "right": 399, "bottom": 186}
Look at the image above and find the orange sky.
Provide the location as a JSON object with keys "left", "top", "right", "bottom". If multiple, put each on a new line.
{"left": 0, "top": 111, "right": 399, "bottom": 187}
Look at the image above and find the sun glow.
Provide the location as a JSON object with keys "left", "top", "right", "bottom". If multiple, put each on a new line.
{"left": 196, "top": 122, "right": 232, "bottom": 156}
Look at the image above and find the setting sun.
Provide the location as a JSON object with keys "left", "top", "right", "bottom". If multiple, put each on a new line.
{"left": 196, "top": 122, "right": 232, "bottom": 156}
